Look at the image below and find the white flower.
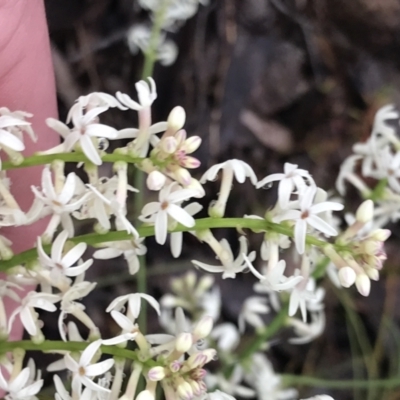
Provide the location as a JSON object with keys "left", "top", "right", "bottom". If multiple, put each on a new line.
{"left": 244, "top": 353, "right": 298, "bottom": 400}
{"left": 170, "top": 201, "right": 202, "bottom": 257}
{"left": 0, "top": 115, "right": 28, "bottom": 151}
{"left": 54, "top": 374, "right": 92, "bottom": 400}
{"left": 47, "top": 105, "right": 118, "bottom": 165}
{"left": 67, "top": 92, "right": 127, "bottom": 122}
{"left": 289, "top": 276, "right": 324, "bottom": 322}
{"left": 288, "top": 311, "right": 325, "bottom": 344}
{"left": 30, "top": 167, "right": 91, "bottom": 238}
{"left": 8, "top": 291, "right": 59, "bottom": 336}
{"left": 210, "top": 323, "right": 240, "bottom": 352}
{"left": 37, "top": 230, "right": 93, "bottom": 285}
{"left": 274, "top": 186, "right": 344, "bottom": 254}
{"left": 116, "top": 78, "right": 157, "bottom": 111}
{"left": 106, "top": 292, "right": 160, "bottom": 319}
{"left": 192, "top": 236, "right": 257, "bottom": 279}
{"left": 140, "top": 183, "right": 196, "bottom": 245}
{"left": 206, "top": 366, "right": 255, "bottom": 398}
{"left": 301, "top": 396, "right": 334, "bottom": 400}
{"left": 257, "top": 163, "right": 314, "bottom": 208}
{"left": 93, "top": 237, "right": 147, "bottom": 275}
{"left": 64, "top": 339, "right": 114, "bottom": 395}
{"left": 200, "top": 159, "right": 257, "bottom": 185}
{"left": 238, "top": 296, "right": 269, "bottom": 333}
{"left": 0, "top": 366, "right": 43, "bottom": 400}
{"left": 87, "top": 183, "right": 139, "bottom": 237}
{"left": 253, "top": 259, "right": 304, "bottom": 292}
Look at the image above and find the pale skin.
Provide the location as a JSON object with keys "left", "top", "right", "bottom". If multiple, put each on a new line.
{"left": 0, "top": 0, "right": 59, "bottom": 341}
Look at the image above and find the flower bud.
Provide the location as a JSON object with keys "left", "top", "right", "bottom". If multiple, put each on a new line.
{"left": 355, "top": 273, "right": 371, "bottom": 296}
{"left": 369, "top": 229, "right": 391, "bottom": 241}
{"left": 175, "top": 129, "right": 187, "bottom": 145}
{"left": 161, "top": 137, "right": 178, "bottom": 154}
{"left": 192, "top": 316, "right": 213, "bottom": 339}
{"left": 176, "top": 381, "right": 193, "bottom": 400}
{"left": 169, "top": 360, "right": 182, "bottom": 373}
{"left": 183, "top": 136, "right": 202, "bottom": 153}
{"left": 366, "top": 267, "right": 379, "bottom": 281}
{"left": 184, "top": 271, "right": 197, "bottom": 288}
{"left": 197, "top": 275, "right": 214, "bottom": 292}
{"left": 147, "top": 171, "right": 166, "bottom": 191}
{"left": 356, "top": 200, "right": 374, "bottom": 224}
{"left": 135, "top": 390, "right": 155, "bottom": 400}
{"left": 167, "top": 106, "right": 186, "bottom": 132}
{"left": 175, "top": 332, "right": 193, "bottom": 353}
{"left": 338, "top": 266, "right": 356, "bottom": 288}
{"left": 148, "top": 366, "right": 165, "bottom": 381}
{"left": 174, "top": 167, "right": 192, "bottom": 186}
{"left": 181, "top": 156, "right": 201, "bottom": 169}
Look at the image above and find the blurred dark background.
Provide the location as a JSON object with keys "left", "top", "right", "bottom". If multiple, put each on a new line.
{"left": 40, "top": 1, "right": 400, "bottom": 399}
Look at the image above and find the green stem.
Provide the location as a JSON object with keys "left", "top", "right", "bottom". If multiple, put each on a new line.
{"left": 0, "top": 218, "right": 350, "bottom": 272}
{"left": 141, "top": 0, "right": 171, "bottom": 79}
{"left": 1, "top": 152, "right": 142, "bottom": 171}
{"left": 281, "top": 375, "right": 400, "bottom": 389}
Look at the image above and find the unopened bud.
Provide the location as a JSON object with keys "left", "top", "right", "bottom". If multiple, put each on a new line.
{"left": 169, "top": 360, "right": 182, "bottom": 373}
{"left": 175, "top": 332, "right": 193, "bottom": 353}
{"left": 188, "top": 380, "right": 202, "bottom": 397}
{"left": 192, "top": 316, "right": 213, "bottom": 339}
{"left": 369, "top": 229, "right": 391, "bottom": 241}
{"left": 355, "top": 273, "right": 371, "bottom": 296}
{"left": 167, "top": 106, "right": 186, "bottom": 131}
{"left": 181, "top": 156, "right": 201, "bottom": 169}
{"left": 135, "top": 390, "right": 155, "bottom": 400}
{"left": 174, "top": 167, "right": 192, "bottom": 186}
{"left": 176, "top": 381, "right": 193, "bottom": 400}
{"left": 147, "top": 171, "right": 166, "bottom": 191}
{"left": 184, "top": 271, "right": 197, "bottom": 289}
{"left": 356, "top": 200, "right": 374, "bottom": 224}
{"left": 183, "top": 136, "right": 202, "bottom": 153}
{"left": 162, "top": 137, "right": 178, "bottom": 154}
{"left": 366, "top": 267, "right": 379, "bottom": 281}
{"left": 148, "top": 366, "right": 165, "bottom": 381}
{"left": 197, "top": 275, "right": 214, "bottom": 292}
{"left": 338, "top": 266, "right": 356, "bottom": 288}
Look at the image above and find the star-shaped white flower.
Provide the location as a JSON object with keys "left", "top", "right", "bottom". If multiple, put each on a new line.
{"left": 192, "top": 236, "right": 257, "bottom": 279}
{"left": 37, "top": 230, "right": 93, "bottom": 287}
{"left": 140, "top": 183, "right": 196, "bottom": 245}
{"left": 106, "top": 292, "right": 160, "bottom": 319}
{"left": 257, "top": 163, "right": 314, "bottom": 209}
{"left": 238, "top": 296, "right": 269, "bottom": 333}
{"left": 0, "top": 366, "right": 43, "bottom": 400}
{"left": 8, "top": 291, "right": 59, "bottom": 336}
{"left": 200, "top": 159, "right": 257, "bottom": 185}
{"left": 274, "top": 186, "right": 344, "bottom": 254}
{"left": 47, "top": 105, "right": 118, "bottom": 165}
{"left": 64, "top": 339, "right": 114, "bottom": 395}
{"left": 116, "top": 78, "right": 157, "bottom": 111}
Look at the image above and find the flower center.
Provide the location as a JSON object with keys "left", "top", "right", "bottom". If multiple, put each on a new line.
{"left": 161, "top": 201, "right": 169, "bottom": 210}
{"left": 301, "top": 210, "right": 309, "bottom": 219}
{"left": 78, "top": 366, "right": 86, "bottom": 376}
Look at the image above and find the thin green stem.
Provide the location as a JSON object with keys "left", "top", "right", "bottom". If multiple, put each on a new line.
{"left": 141, "top": 0, "right": 171, "bottom": 79}
{"left": 1, "top": 152, "right": 142, "bottom": 171}
{"left": 0, "top": 218, "right": 350, "bottom": 272}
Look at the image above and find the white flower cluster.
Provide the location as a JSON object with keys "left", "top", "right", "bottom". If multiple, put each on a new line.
{"left": 0, "top": 78, "right": 390, "bottom": 400}
{"left": 127, "top": 0, "right": 208, "bottom": 66}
